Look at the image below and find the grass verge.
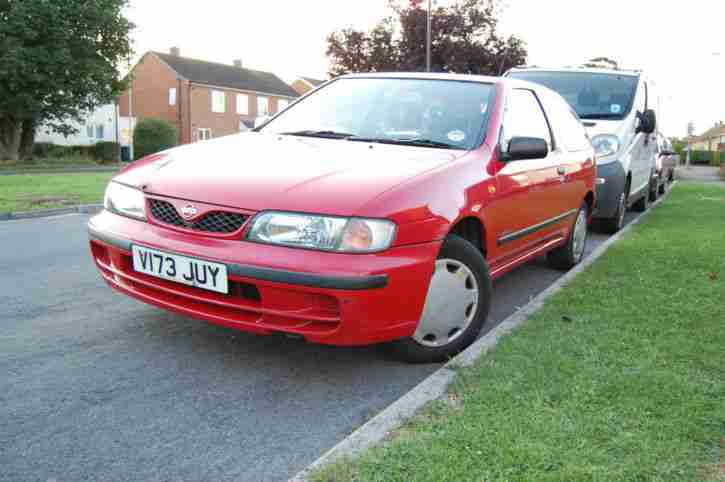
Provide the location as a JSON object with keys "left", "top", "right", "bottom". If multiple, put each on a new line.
{"left": 312, "top": 183, "right": 725, "bottom": 482}
{"left": 0, "top": 172, "right": 114, "bottom": 213}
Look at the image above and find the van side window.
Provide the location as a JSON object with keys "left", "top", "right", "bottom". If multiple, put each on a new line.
{"left": 543, "top": 91, "right": 591, "bottom": 152}
{"left": 503, "top": 89, "right": 552, "bottom": 151}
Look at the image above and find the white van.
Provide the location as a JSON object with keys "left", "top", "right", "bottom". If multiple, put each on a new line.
{"left": 505, "top": 68, "right": 660, "bottom": 233}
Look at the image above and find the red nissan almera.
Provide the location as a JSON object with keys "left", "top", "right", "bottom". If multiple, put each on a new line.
{"left": 89, "top": 74, "right": 595, "bottom": 362}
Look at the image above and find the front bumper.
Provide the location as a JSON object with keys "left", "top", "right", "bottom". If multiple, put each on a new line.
{"left": 592, "top": 161, "right": 627, "bottom": 219}
{"left": 88, "top": 210, "right": 440, "bottom": 346}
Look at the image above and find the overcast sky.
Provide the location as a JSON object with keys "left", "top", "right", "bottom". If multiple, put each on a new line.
{"left": 126, "top": 0, "right": 725, "bottom": 137}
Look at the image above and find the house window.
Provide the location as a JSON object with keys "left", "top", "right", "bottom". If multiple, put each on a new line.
{"left": 87, "top": 125, "right": 94, "bottom": 138}
{"left": 236, "top": 94, "right": 249, "bottom": 115}
{"left": 257, "top": 96, "right": 269, "bottom": 116}
{"left": 212, "top": 91, "right": 226, "bottom": 113}
{"left": 198, "top": 128, "right": 212, "bottom": 141}
{"left": 278, "top": 99, "right": 289, "bottom": 112}
{"left": 169, "top": 88, "right": 177, "bottom": 105}
{"left": 96, "top": 124, "right": 105, "bottom": 139}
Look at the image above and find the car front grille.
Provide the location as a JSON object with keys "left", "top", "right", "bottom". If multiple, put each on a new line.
{"left": 149, "top": 199, "right": 248, "bottom": 234}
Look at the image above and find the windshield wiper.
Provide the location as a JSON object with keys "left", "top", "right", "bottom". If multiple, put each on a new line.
{"left": 578, "top": 113, "right": 624, "bottom": 120}
{"left": 347, "top": 137, "right": 461, "bottom": 149}
{"left": 279, "top": 130, "right": 357, "bottom": 139}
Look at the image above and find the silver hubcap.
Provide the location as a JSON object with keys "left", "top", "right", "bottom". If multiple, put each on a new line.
{"left": 572, "top": 209, "right": 588, "bottom": 261}
{"left": 413, "top": 259, "right": 479, "bottom": 348}
{"left": 617, "top": 193, "right": 626, "bottom": 228}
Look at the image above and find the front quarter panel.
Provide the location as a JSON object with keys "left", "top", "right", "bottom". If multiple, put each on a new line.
{"left": 356, "top": 147, "right": 496, "bottom": 248}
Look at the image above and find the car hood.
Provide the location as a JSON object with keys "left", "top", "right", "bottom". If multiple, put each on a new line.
{"left": 116, "top": 133, "right": 467, "bottom": 216}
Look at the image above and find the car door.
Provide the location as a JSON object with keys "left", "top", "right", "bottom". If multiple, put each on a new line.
{"left": 489, "top": 88, "right": 572, "bottom": 270}
{"left": 539, "top": 89, "right": 596, "bottom": 213}
{"left": 630, "top": 79, "right": 655, "bottom": 197}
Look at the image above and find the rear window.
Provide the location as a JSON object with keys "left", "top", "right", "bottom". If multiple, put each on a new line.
{"left": 507, "top": 71, "right": 638, "bottom": 121}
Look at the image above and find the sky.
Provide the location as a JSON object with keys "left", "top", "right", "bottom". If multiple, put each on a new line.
{"left": 125, "top": 0, "right": 725, "bottom": 138}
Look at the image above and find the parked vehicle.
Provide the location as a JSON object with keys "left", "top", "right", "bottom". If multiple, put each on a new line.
{"left": 655, "top": 133, "right": 677, "bottom": 195}
{"left": 88, "top": 73, "right": 595, "bottom": 363}
{"left": 506, "top": 68, "right": 659, "bottom": 233}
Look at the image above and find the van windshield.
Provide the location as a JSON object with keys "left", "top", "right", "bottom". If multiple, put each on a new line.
{"left": 507, "top": 71, "right": 638, "bottom": 120}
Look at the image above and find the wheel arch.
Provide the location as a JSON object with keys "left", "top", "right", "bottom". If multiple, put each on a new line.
{"left": 448, "top": 217, "right": 487, "bottom": 259}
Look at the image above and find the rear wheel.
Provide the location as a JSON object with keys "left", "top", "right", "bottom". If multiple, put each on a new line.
{"left": 389, "top": 235, "right": 492, "bottom": 364}
{"left": 547, "top": 203, "right": 589, "bottom": 271}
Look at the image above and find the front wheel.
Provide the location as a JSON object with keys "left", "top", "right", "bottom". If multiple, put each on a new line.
{"left": 547, "top": 203, "right": 589, "bottom": 271}
{"left": 389, "top": 235, "right": 492, "bottom": 364}
{"left": 599, "top": 189, "right": 627, "bottom": 234}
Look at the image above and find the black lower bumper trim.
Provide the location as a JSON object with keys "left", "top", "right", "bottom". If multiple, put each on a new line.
{"left": 88, "top": 224, "right": 388, "bottom": 291}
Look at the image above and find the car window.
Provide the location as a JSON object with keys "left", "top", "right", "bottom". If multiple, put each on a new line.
{"left": 261, "top": 78, "right": 494, "bottom": 151}
{"left": 541, "top": 90, "right": 591, "bottom": 152}
{"left": 503, "top": 89, "right": 552, "bottom": 151}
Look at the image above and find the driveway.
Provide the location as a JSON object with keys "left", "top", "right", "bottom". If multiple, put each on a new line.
{"left": 0, "top": 212, "right": 636, "bottom": 481}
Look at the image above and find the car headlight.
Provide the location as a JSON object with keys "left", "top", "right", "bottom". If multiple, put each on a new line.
{"left": 246, "top": 212, "right": 396, "bottom": 253}
{"left": 104, "top": 182, "right": 147, "bottom": 220}
{"left": 591, "top": 134, "right": 621, "bottom": 159}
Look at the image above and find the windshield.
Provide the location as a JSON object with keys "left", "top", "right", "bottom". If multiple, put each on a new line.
{"left": 260, "top": 78, "right": 494, "bottom": 150}
{"left": 507, "top": 71, "right": 638, "bottom": 120}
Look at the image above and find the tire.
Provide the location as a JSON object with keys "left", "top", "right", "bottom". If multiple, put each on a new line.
{"left": 389, "top": 235, "right": 492, "bottom": 364}
{"left": 632, "top": 184, "right": 651, "bottom": 212}
{"left": 599, "top": 187, "right": 627, "bottom": 234}
{"left": 547, "top": 202, "right": 589, "bottom": 271}
{"left": 649, "top": 175, "right": 659, "bottom": 202}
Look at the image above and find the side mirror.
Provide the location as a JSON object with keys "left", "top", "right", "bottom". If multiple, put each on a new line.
{"left": 636, "top": 109, "right": 657, "bottom": 135}
{"left": 254, "top": 115, "right": 272, "bottom": 128}
{"left": 500, "top": 136, "right": 549, "bottom": 162}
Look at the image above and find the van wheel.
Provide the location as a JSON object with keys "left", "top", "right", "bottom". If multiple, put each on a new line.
{"left": 547, "top": 203, "right": 589, "bottom": 271}
{"left": 389, "top": 235, "right": 492, "bottom": 364}
{"left": 649, "top": 176, "right": 660, "bottom": 202}
{"left": 632, "top": 183, "right": 651, "bottom": 212}
{"left": 599, "top": 189, "right": 627, "bottom": 234}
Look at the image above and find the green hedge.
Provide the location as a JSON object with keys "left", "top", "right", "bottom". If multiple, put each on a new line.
{"left": 689, "top": 150, "right": 723, "bottom": 165}
{"left": 32, "top": 142, "right": 120, "bottom": 162}
{"left": 94, "top": 141, "right": 120, "bottom": 163}
{"left": 133, "top": 118, "right": 178, "bottom": 160}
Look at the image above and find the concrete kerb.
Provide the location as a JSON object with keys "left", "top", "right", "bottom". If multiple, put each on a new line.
{"left": 290, "top": 184, "right": 676, "bottom": 482}
{"left": 0, "top": 204, "right": 104, "bottom": 221}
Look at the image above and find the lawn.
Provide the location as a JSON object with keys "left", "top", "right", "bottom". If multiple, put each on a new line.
{"left": 312, "top": 183, "right": 725, "bottom": 482}
{"left": 0, "top": 172, "right": 114, "bottom": 213}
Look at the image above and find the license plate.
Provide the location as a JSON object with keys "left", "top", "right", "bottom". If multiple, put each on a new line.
{"left": 131, "top": 245, "right": 229, "bottom": 294}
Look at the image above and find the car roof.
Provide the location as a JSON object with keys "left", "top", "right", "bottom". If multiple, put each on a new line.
{"left": 337, "top": 71, "right": 549, "bottom": 91}
{"left": 506, "top": 66, "right": 641, "bottom": 78}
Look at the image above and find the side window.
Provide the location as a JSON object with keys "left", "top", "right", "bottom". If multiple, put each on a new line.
{"left": 543, "top": 91, "right": 591, "bottom": 152}
{"left": 503, "top": 89, "right": 552, "bottom": 151}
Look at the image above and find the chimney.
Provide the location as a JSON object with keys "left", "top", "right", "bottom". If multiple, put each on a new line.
{"left": 170, "top": 46, "right": 180, "bottom": 57}
{"left": 233, "top": 59, "right": 243, "bottom": 68}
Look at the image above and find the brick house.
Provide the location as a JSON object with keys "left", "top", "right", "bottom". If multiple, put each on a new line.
{"left": 119, "top": 48, "right": 299, "bottom": 145}
{"left": 290, "top": 77, "right": 326, "bottom": 96}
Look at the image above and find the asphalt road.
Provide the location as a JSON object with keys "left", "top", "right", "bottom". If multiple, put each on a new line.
{"left": 0, "top": 212, "right": 635, "bottom": 482}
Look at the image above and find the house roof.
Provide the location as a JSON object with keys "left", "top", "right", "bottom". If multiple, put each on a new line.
{"left": 153, "top": 52, "right": 299, "bottom": 98}
{"left": 300, "top": 76, "right": 326, "bottom": 87}
{"left": 697, "top": 123, "right": 725, "bottom": 140}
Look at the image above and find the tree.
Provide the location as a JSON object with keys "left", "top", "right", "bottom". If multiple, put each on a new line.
{"left": 0, "top": 0, "right": 133, "bottom": 161}
{"left": 582, "top": 57, "right": 619, "bottom": 70}
{"left": 326, "top": 0, "right": 527, "bottom": 77}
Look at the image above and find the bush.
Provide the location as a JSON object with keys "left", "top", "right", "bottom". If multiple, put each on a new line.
{"left": 94, "top": 141, "right": 120, "bottom": 163}
{"left": 133, "top": 118, "right": 178, "bottom": 160}
{"left": 32, "top": 142, "right": 56, "bottom": 158}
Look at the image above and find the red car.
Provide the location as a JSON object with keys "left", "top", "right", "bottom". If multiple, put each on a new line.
{"left": 89, "top": 73, "right": 595, "bottom": 362}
